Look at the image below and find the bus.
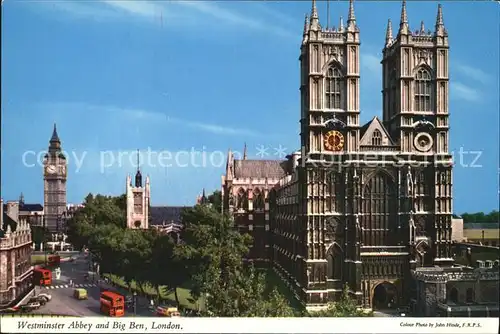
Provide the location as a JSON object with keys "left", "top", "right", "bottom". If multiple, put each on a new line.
{"left": 100, "top": 291, "right": 125, "bottom": 317}
{"left": 47, "top": 254, "right": 61, "bottom": 267}
{"left": 33, "top": 268, "right": 52, "bottom": 286}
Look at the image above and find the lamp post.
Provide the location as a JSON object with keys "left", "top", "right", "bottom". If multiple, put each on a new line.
{"left": 481, "top": 230, "right": 485, "bottom": 245}
{"left": 133, "top": 292, "right": 137, "bottom": 316}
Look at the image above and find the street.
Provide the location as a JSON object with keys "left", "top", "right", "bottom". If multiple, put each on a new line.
{"left": 31, "top": 252, "right": 154, "bottom": 317}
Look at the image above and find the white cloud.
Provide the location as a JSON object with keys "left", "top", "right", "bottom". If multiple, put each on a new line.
{"left": 455, "top": 63, "right": 492, "bottom": 85}
{"left": 32, "top": 0, "right": 294, "bottom": 38}
{"left": 167, "top": 117, "right": 261, "bottom": 137}
{"left": 37, "top": 102, "right": 259, "bottom": 136}
{"left": 450, "top": 82, "right": 481, "bottom": 102}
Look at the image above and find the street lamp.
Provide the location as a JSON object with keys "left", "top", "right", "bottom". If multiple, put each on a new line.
{"left": 133, "top": 292, "right": 137, "bottom": 316}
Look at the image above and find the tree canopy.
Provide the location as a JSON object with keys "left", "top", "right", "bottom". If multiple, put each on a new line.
{"left": 459, "top": 211, "right": 499, "bottom": 224}
{"left": 66, "top": 191, "right": 298, "bottom": 316}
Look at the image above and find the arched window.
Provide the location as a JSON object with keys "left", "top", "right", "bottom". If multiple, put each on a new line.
{"left": 253, "top": 188, "right": 264, "bottom": 210}
{"left": 237, "top": 188, "right": 248, "bottom": 209}
{"left": 415, "top": 68, "right": 432, "bottom": 112}
{"left": 372, "top": 129, "right": 382, "bottom": 146}
{"left": 325, "top": 66, "right": 343, "bottom": 109}
{"left": 466, "top": 288, "right": 474, "bottom": 303}
{"left": 326, "top": 244, "right": 343, "bottom": 280}
{"left": 361, "top": 172, "right": 398, "bottom": 246}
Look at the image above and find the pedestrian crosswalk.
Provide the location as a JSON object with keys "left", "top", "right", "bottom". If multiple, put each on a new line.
{"left": 45, "top": 283, "right": 98, "bottom": 290}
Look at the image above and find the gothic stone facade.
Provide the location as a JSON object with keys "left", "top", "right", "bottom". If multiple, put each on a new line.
{"left": 0, "top": 199, "right": 34, "bottom": 309}
{"left": 43, "top": 124, "right": 67, "bottom": 233}
{"left": 222, "top": 150, "right": 287, "bottom": 266}
{"left": 126, "top": 168, "right": 150, "bottom": 229}
{"left": 223, "top": 0, "right": 458, "bottom": 310}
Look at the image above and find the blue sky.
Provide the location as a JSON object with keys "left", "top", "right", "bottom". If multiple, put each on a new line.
{"left": 1, "top": 0, "right": 499, "bottom": 213}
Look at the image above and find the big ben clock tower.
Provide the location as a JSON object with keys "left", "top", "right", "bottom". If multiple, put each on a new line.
{"left": 43, "top": 124, "right": 67, "bottom": 233}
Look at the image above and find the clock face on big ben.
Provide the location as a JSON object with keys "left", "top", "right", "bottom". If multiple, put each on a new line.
{"left": 324, "top": 130, "right": 345, "bottom": 152}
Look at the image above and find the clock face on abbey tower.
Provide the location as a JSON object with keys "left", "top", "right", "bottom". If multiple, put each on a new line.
{"left": 43, "top": 124, "right": 68, "bottom": 233}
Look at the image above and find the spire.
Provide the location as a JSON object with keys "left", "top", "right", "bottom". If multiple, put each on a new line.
{"left": 135, "top": 149, "right": 142, "bottom": 187}
{"left": 326, "top": 0, "right": 330, "bottom": 29}
{"left": 310, "top": 0, "right": 320, "bottom": 31}
{"left": 303, "top": 13, "right": 309, "bottom": 35}
{"left": 347, "top": 0, "right": 355, "bottom": 23}
{"left": 201, "top": 188, "right": 208, "bottom": 204}
{"left": 50, "top": 123, "right": 60, "bottom": 142}
{"left": 243, "top": 143, "right": 247, "bottom": 160}
{"left": 398, "top": 0, "right": 409, "bottom": 35}
{"left": 19, "top": 193, "right": 24, "bottom": 205}
{"left": 420, "top": 20, "right": 425, "bottom": 34}
{"left": 435, "top": 4, "right": 445, "bottom": 36}
{"left": 339, "top": 16, "right": 344, "bottom": 32}
{"left": 385, "top": 19, "right": 393, "bottom": 47}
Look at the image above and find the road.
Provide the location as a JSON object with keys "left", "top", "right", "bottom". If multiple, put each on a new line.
{"left": 32, "top": 252, "right": 154, "bottom": 317}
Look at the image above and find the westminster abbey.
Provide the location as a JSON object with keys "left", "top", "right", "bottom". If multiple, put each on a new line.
{"left": 223, "top": 0, "right": 463, "bottom": 311}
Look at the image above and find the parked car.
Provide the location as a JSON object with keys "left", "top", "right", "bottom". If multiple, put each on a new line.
{"left": 20, "top": 302, "right": 41, "bottom": 312}
{"left": 37, "top": 293, "right": 52, "bottom": 302}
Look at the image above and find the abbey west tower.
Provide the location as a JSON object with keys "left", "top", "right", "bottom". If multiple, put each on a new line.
{"left": 295, "top": 0, "right": 453, "bottom": 308}
{"left": 43, "top": 124, "right": 67, "bottom": 233}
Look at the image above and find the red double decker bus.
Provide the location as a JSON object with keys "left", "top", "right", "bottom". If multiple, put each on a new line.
{"left": 33, "top": 268, "right": 52, "bottom": 286}
{"left": 100, "top": 291, "right": 125, "bottom": 317}
{"left": 47, "top": 254, "right": 61, "bottom": 267}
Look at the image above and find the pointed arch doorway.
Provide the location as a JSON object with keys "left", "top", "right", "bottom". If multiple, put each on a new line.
{"left": 372, "top": 282, "right": 398, "bottom": 310}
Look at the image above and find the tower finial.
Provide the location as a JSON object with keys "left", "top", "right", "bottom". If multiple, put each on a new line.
{"left": 50, "top": 123, "right": 60, "bottom": 142}
{"left": 420, "top": 20, "right": 425, "bottom": 34}
{"left": 303, "top": 13, "right": 309, "bottom": 35}
{"left": 243, "top": 143, "right": 247, "bottom": 160}
{"left": 339, "top": 16, "right": 344, "bottom": 32}
{"left": 385, "top": 19, "right": 393, "bottom": 47}
{"left": 19, "top": 192, "right": 24, "bottom": 205}
{"left": 135, "top": 149, "right": 142, "bottom": 187}
{"left": 398, "top": 0, "right": 409, "bottom": 35}
{"left": 347, "top": 0, "right": 355, "bottom": 23}
{"left": 326, "top": 0, "right": 330, "bottom": 29}
{"left": 310, "top": 0, "right": 320, "bottom": 30}
{"left": 435, "top": 4, "right": 446, "bottom": 36}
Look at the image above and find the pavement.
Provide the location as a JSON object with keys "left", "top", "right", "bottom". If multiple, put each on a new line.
{"left": 31, "top": 252, "right": 155, "bottom": 317}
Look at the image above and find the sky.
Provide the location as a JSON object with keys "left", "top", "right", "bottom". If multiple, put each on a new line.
{"left": 1, "top": 0, "right": 499, "bottom": 213}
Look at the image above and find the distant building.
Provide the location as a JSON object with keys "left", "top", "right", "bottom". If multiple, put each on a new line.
{"left": 150, "top": 206, "right": 188, "bottom": 243}
{"left": 0, "top": 199, "right": 34, "bottom": 309}
{"left": 4, "top": 194, "right": 44, "bottom": 228}
{"left": 196, "top": 189, "right": 209, "bottom": 206}
{"left": 126, "top": 155, "right": 150, "bottom": 229}
{"left": 463, "top": 222, "right": 499, "bottom": 247}
{"left": 451, "top": 218, "right": 464, "bottom": 242}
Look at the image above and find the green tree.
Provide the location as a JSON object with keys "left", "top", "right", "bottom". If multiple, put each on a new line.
{"left": 460, "top": 211, "right": 499, "bottom": 224}
{"left": 181, "top": 205, "right": 294, "bottom": 316}
{"left": 308, "top": 285, "right": 372, "bottom": 317}
{"left": 207, "top": 190, "right": 222, "bottom": 213}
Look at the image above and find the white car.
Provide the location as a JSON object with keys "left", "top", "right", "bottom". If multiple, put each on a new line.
{"left": 37, "top": 293, "right": 52, "bottom": 302}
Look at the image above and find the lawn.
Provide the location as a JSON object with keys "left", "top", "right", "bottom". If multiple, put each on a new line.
{"left": 104, "top": 274, "right": 205, "bottom": 311}
{"left": 105, "top": 269, "right": 303, "bottom": 313}
{"left": 31, "top": 254, "right": 72, "bottom": 265}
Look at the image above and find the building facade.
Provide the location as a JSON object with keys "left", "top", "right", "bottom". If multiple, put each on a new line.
{"left": 43, "top": 124, "right": 67, "bottom": 234}
{"left": 0, "top": 199, "right": 34, "bottom": 309}
{"left": 219, "top": 1, "right": 495, "bottom": 314}
{"left": 126, "top": 163, "right": 150, "bottom": 229}
{"left": 222, "top": 148, "right": 287, "bottom": 266}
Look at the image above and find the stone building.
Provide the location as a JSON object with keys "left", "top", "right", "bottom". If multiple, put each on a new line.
{"left": 43, "top": 124, "right": 67, "bottom": 234}
{"left": 222, "top": 0, "right": 499, "bottom": 315}
{"left": 222, "top": 148, "right": 287, "bottom": 266}
{"left": 0, "top": 199, "right": 34, "bottom": 309}
{"left": 126, "top": 158, "right": 151, "bottom": 229}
